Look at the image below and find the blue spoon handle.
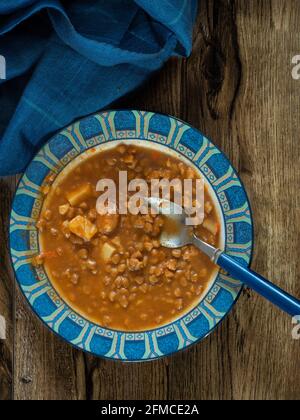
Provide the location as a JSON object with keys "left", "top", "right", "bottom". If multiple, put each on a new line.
{"left": 217, "top": 252, "right": 300, "bottom": 316}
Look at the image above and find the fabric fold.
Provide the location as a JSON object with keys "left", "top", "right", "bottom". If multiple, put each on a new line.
{"left": 0, "top": 0, "right": 197, "bottom": 175}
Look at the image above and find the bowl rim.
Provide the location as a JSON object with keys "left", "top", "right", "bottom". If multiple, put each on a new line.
{"left": 9, "top": 109, "right": 254, "bottom": 362}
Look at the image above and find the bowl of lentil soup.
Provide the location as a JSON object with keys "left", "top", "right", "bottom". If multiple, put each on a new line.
{"left": 10, "top": 110, "right": 253, "bottom": 361}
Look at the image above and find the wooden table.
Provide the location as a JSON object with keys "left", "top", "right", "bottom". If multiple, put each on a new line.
{"left": 1, "top": 1, "right": 299, "bottom": 400}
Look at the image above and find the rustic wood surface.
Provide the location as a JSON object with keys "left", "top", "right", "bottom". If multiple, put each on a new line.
{"left": 0, "top": 0, "right": 299, "bottom": 400}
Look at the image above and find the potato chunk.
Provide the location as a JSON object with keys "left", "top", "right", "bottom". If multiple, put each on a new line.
{"left": 101, "top": 242, "right": 116, "bottom": 262}
{"left": 96, "top": 213, "right": 119, "bottom": 235}
{"left": 69, "top": 215, "right": 97, "bottom": 241}
{"left": 66, "top": 183, "right": 92, "bottom": 206}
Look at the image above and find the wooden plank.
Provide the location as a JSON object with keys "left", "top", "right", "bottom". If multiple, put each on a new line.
{"left": 13, "top": 290, "right": 80, "bottom": 400}
{"left": 86, "top": 0, "right": 300, "bottom": 400}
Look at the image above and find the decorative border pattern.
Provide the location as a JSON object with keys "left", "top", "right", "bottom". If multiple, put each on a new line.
{"left": 10, "top": 110, "right": 253, "bottom": 361}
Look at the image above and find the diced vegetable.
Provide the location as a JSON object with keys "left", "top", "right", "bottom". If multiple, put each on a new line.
{"left": 203, "top": 218, "right": 219, "bottom": 236}
{"left": 66, "top": 183, "right": 92, "bottom": 206}
{"left": 69, "top": 215, "right": 97, "bottom": 241}
{"left": 101, "top": 242, "right": 116, "bottom": 262}
{"left": 96, "top": 213, "right": 119, "bottom": 235}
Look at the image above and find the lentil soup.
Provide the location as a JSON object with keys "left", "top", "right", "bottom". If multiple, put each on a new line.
{"left": 36, "top": 143, "right": 221, "bottom": 331}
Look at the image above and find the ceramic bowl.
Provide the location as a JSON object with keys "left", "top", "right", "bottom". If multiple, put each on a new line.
{"left": 10, "top": 110, "right": 253, "bottom": 361}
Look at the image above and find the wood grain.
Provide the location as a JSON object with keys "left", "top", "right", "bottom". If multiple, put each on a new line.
{"left": 0, "top": 0, "right": 299, "bottom": 400}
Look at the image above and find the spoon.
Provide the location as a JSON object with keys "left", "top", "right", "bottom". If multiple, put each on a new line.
{"left": 147, "top": 197, "right": 300, "bottom": 316}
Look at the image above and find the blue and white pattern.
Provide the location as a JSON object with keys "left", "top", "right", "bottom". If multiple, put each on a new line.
{"left": 10, "top": 110, "right": 253, "bottom": 361}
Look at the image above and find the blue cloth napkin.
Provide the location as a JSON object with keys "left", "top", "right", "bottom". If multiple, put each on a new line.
{"left": 0, "top": 0, "right": 197, "bottom": 175}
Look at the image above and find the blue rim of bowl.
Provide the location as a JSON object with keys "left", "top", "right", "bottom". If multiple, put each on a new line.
{"left": 9, "top": 109, "right": 254, "bottom": 362}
